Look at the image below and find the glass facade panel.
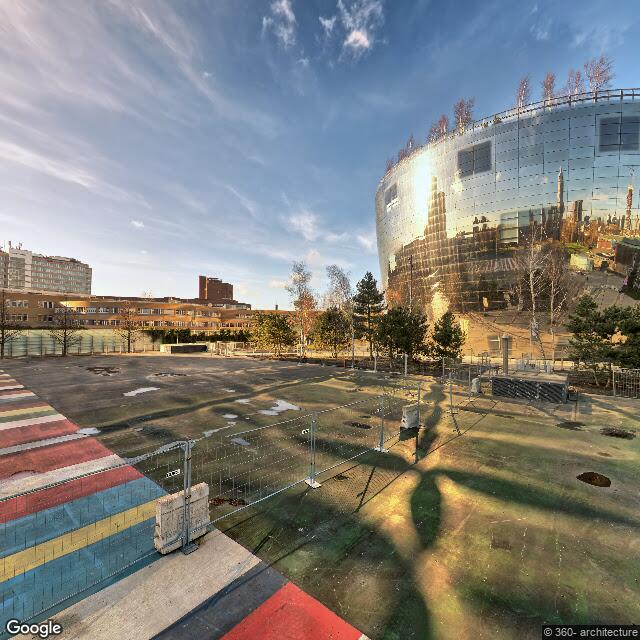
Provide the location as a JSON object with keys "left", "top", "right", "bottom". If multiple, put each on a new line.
{"left": 376, "top": 97, "right": 640, "bottom": 316}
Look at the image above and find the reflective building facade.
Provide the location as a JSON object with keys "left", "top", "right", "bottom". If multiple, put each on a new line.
{"left": 376, "top": 90, "right": 640, "bottom": 317}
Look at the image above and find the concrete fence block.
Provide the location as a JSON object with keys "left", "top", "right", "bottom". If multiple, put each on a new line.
{"left": 154, "top": 483, "right": 209, "bottom": 554}
{"left": 400, "top": 404, "right": 420, "bottom": 430}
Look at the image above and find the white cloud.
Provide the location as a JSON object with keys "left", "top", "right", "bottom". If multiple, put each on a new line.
{"left": 344, "top": 29, "right": 371, "bottom": 51}
{"left": 262, "top": 0, "right": 297, "bottom": 49}
{"left": 338, "top": 0, "right": 384, "bottom": 57}
{"left": 130, "top": 219, "right": 145, "bottom": 229}
{"left": 319, "top": 15, "right": 337, "bottom": 36}
{"left": 356, "top": 232, "right": 376, "bottom": 253}
{"left": 268, "top": 279, "right": 288, "bottom": 289}
{"left": 288, "top": 209, "right": 319, "bottom": 241}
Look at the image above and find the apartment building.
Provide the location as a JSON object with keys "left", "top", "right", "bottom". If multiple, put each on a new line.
{"left": 0, "top": 243, "right": 91, "bottom": 295}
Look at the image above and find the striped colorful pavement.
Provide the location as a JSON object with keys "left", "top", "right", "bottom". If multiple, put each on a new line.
{"left": 153, "top": 560, "right": 369, "bottom": 640}
{"left": 0, "top": 369, "right": 165, "bottom": 632}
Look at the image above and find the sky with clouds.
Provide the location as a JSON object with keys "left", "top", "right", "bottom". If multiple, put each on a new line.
{"left": 1, "top": 0, "right": 640, "bottom": 308}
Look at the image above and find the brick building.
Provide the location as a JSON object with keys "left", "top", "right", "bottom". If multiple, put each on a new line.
{"left": 198, "top": 276, "right": 234, "bottom": 304}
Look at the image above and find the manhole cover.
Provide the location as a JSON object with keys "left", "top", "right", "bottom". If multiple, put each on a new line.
{"left": 601, "top": 427, "right": 635, "bottom": 440}
{"left": 577, "top": 471, "right": 611, "bottom": 487}
{"left": 153, "top": 372, "right": 187, "bottom": 378}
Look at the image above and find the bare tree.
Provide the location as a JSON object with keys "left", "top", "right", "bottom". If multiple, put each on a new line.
{"left": 0, "top": 289, "right": 25, "bottom": 359}
{"left": 285, "top": 261, "right": 317, "bottom": 358}
{"left": 325, "top": 265, "right": 355, "bottom": 366}
{"left": 49, "top": 304, "right": 83, "bottom": 356}
{"left": 541, "top": 71, "right": 556, "bottom": 102}
{"left": 515, "top": 75, "right": 531, "bottom": 111}
{"left": 511, "top": 225, "right": 550, "bottom": 359}
{"left": 584, "top": 55, "right": 614, "bottom": 94}
{"left": 115, "top": 301, "right": 142, "bottom": 353}
{"left": 453, "top": 97, "right": 475, "bottom": 132}
{"left": 427, "top": 114, "right": 449, "bottom": 143}
{"left": 543, "top": 243, "right": 575, "bottom": 363}
{"left": 562, "top": 68, "right": 585, "bottom": 97}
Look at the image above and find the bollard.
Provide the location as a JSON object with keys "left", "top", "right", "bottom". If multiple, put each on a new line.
{"left": 404, "top": 353, "right": 408, "bottom": 377}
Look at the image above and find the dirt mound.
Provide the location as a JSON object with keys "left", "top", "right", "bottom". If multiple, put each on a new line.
{"left": 577, "top": 471, "right": 611, "bottom": 487}
{"left": 601, "top": 427, "right": 635, "bottom": 440}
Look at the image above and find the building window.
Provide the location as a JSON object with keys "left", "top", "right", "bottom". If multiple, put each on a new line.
{"left": 384, "top": 183, "right": 398, "bottom": 211}
{"left": 599, "top": 116, "right": 640, "bottom": 152}
{"left": 457, "top": 140, "right": 492, "bottom": 177}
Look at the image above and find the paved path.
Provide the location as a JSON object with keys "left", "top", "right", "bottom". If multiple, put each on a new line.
{"left": 0, "top": 369, "right": 164, "bottom": 635}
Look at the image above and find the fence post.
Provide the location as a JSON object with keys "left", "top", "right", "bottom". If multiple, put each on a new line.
{"left": 417, "top": 383, "right": 422, "bottom": 426}
{"left": 404, "top": 353, "right": 408, "bottom": 376}
{"left": 442, "top": 357, "right": 445, "bottom": 382}
{"left": 374, "top": 395, "right": 389, "bottom": 453}
{"left": 181, "top": 440, "right": 198, "bottom": 554}
{"left": 305, "top": 413, "right": 321, "bottom": 488}
{"left": 612, "top": 369, "right": 616, "bottom": 397}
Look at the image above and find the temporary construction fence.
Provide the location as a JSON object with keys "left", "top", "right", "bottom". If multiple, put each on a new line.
{"left": 1, "top": 330, "right": 159, "bottom": 358}
{"left": 612, "top": 368, "right": 640, "bottom": 398}
{"left": 190, "top": 383, "right": 421, "bottom": 523}
{"left": 0, "top": 383, "right": 421, "bottom": 631}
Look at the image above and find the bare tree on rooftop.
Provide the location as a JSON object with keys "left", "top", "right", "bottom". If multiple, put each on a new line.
{"left": 428, "top": 114, "right": 449, "bottom": 143}
{"left": 0, "top": 289, "right": 25, "bottom": 359}
{"left": 584, "top": 55, "right": 614, "bottom": 94}
{"left": 454, "top": 97, "right": 474, "bottom": 132}
{"left": 515, "top": 75, "right": 531, "bottom": 111}
{"left": 541, "top": 71, "right": 556, "bottom": 102}
{"left": 562, "top": 68, "right": 585, "bottom": 97}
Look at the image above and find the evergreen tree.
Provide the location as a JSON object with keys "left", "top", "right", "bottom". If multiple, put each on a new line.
{"left": 353, "top": 271, "right": 385, "bottom": 357}
{"left": 428, "top": 311, "right": 466, "bottom": 361}
{"left": 375, "top": 307, "right": 428, "bottom": 367}
{"left": 312, "top": 307, "right": 350, "bottom": 358}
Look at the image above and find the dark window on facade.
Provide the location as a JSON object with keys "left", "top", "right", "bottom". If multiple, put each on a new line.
{"left": 384, "top": 183, "right": 398, "bottom": 207}
{"left": 599, "top": 116, "right": 640, "bottom": 152}
{"left": 458, "top": 141, "right": 492, "bottom": 177}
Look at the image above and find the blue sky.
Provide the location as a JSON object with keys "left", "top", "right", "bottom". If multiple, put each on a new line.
{"left": 2, "top": 0, "right": 640, "bottom": 309}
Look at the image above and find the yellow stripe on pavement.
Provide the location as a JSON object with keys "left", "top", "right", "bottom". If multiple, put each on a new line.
{"left": 0, "top": 405, "right": 52, "bottom": 418}
{"left": 0, "top": 499, "right": 158, "bottom": 582}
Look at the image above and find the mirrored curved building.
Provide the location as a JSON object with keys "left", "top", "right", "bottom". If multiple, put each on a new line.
{"left": 376, "top": 89, "right": 640, "bottom": 319}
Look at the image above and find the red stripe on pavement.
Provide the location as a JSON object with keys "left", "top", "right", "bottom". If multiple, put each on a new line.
{"left": 0, "top": 465, "right": 142, "bottom": 523}
{"left": 221, "top": 582, "right": 364, "bottom": 640}
{"left": 0, "top": 419, "right": 79, "bottom": 449}
{"left": 0, "top": 437, "right": 114, "bottom": 480}
{"left": 0, "top": 400, "right": 51, "bottom": 412}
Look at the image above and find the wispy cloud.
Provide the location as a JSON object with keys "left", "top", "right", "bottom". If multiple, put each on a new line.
{"left": 338, "top": 0, "right": 384, "bottom": 57}
{"left": 319, "top": 15, "right": 337, "bottom": 37}
{"left": 287, "top": 209, "right": 319, "bottom": 241}
{"left": 130, "top": 219, "right": 145, "bottom": 229}
{"left": 262, "top": 0, "right": 297, "bottom": 50}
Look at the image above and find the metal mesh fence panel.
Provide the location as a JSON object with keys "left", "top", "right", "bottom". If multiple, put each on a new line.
{"left": 191, "top": 416, "right": 312, "bottom": 523}
{"left": 613, "top": 368, "right": 640, "bottom": 398}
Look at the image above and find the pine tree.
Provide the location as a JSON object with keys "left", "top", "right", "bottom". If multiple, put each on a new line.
{"left": 353, "top": 272, "right": 385, "bottom": 358}
{"left": 428, "top": 311, "right": 466, "bottom": 361}
{"left": 375, "top": 307, "right": 428, "bottom": 368}
{"left": 312, "top": 307, "right": 350, "bottom": 359}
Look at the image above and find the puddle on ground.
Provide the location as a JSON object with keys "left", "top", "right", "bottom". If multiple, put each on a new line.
{"left": 231, "top": 437, "right": 251, "bottom": 447}
{"left": 597, "top": 452, "right": 612, "bottom": 457}
{"left": 222, "top": 413, "right": 238, "bottom": 420}
{"left": 490, "top": 537, "right": 512, "bottom": 551}
{"left": 87, "top": 367, "right": 120, "bottom": 377}
{"left": 345, "top": 421, "right": 371, "bottom": 430}
{"left": 258, "top": 400, "right": 301, "bottom": 416}
{"left": 577, "top": 471, "right": 611, "bottom": 487}
{"left": 123, "top": 387, "right": 160, "bottom": 397}
{"left": 333, "top": 474, "right": 350, "bottom": 481}
{"left": 78, "top": 427, "right": 101, "bottom": 435}
{"left": 601, "top": 427, "right": 635, "bottom": 440}
{"left": 235, "top": 398, "right": 251, "bottom": 404}
{"left": 223, "top": 389, "right": 236, "bottom": 393}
